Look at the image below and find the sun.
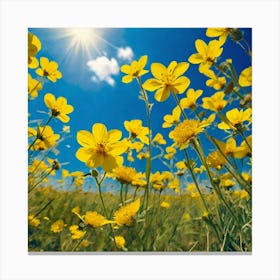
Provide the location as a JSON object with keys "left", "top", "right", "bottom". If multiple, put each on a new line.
{"left": 68, "top": 28, "right": 95, "bottom": 45}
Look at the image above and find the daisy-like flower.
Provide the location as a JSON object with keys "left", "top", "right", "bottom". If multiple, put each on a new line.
{"left": 160, "top": 201, "right": 170, "bottom": 208}
{"left": 232, "top": 189, "right": 250, "bottom": 201}
{"left": 28, "top": 32, "right": 41, "bottom": 68}
{"left": 28, "top": 215, "right": 41, "bottom": 227}
{"left": 206, "top": 151, "right": 226, "bottom": 170}
{"left": 169, "top": 114, "right": 215, "bottom": 149}
{"left": 120, "top": 55, "right": 148, "bottom": 83}
{"left": 162, "top": 106, "right": 181, "bottom": 128}
{"left": 238, "top": 66, "right": 252, "bottom": 87}
{"left": 152, "top": 133, "right": 166, "bottom": 145}
{"left": 36, "top": 57, "right": 62, "bottom": 82}
{"left": 203, "top": 69, "right": 226, "bottom": 90}
{"left": 180, "top": 88, "right": 203, "bottom": 110}
{"left": 50, "top": 220, "right": 65, "bottom": 233}
{"left": 28, "top": 125, "right": 60, "bottom": 150}
{"left": 110, "top": 166, "right": 146, "bottom": 187}
{"left": 233, "top": 135, "right": 252, "bottom": 158}
{"left": 113, "top": 198, "right": 140, "bottom": 226}
{"left": 28, "top": 74, "right": 42, "bottom": 99}
{"left": 84, "top": 211, "right": 112, "bottom": 228}
{"left": 188, "top": 39, "right": 223, "bottom": 73}
{"left": 124, "top": 119, "right": 149, "bottom": 144}
{"left": 214, "top": 137, "right": 245, "bottom": 158}
{"left": 114, "top": 235, "right": 126, "bottom": 249}
{"left": 206, "top": 28, "right": 231, "bottom": 45}
{"left": 76, "top": 123, "right": 128, "bottom": 172}
{"left": 218, "top": 108, "right": 252, "bottom": 130}
{"left": 164, "top": 146, "right": 176, "bottom": 159}
{"left": 44, "top": 93, "right": 74, "bottom": 123}
{"left": 143, "top": 61, "right": 190, "bottom": 102}
{"left": 69, "top": 225, "right": 85, "bottom": 240}
{"left": 150, "top": 171, "right": 173, "bottom": 191}
{"left": 202, "top": 91, "right": 227, "bottom": 112}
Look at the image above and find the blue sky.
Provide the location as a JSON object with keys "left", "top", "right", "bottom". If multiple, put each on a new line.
{"left": 28, "top": 28, "right": 252, "bottom": 182}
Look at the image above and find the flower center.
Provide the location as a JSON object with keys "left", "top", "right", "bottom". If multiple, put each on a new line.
{"left": 95, "top": 142, "right": 107, "bottom": 155}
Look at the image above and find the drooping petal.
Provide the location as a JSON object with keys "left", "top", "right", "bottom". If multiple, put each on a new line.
{"left": 142, "top": 78, "right": 163, "bottom": 91}
{"left": 151, "top": 63, "right": 166, "bottom": 80}
{"left": 44, "top": 93, "right": 55, "bottom": 109}
{"left": 102, "top": 154, "right": 118, "bottom": 172}
{"left": 154, "top": 87, "right": 170, "bottom": 102}
{"left": 77, "top": 130, "right": 95, "bottom": 147}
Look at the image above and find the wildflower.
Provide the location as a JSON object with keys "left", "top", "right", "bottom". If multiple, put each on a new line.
{"left": 152, "top": 133, "right": 166, "bottom": 145}
{"left": 110, "top": 166, "right": 146, "bottom": 187}
{"left": 164, "top": 146, "right": 177, "bottom": 159}
{"left": 114, "top": 198, "right": 141, "bottom": 226}
{"left": 188, "top": 39, "right": 223, "bottom": 72}
{"left": 28, "top": 125, "right": 60, "bottom": 150}
{"left": 121, "top": 55, "right": 148, "bottom": 83}
{"left": 239, "top": 66, "right": 252, "bottom": 87}
{"left": 28, "top": 215, "right": 40, "bottom": 227}
{"left": 206, "top": 28, "right": 231, "bottom": 45}
{"left": 80, "top": 240, "right": 90, "bottom": 247}
{"left": 71, "top": 206, "right": 80, "bottom": 215}
{"left": 36, "top": 57, "right": 62, "bottom": 82}
{"left": 206, "top": 151, "right": 226, "bottom": 170}
{"left": 168, "top": 177, "right": 180, "bottom": 193}
{"left": 180, "top": 88, "right": 203, "bottom": 110}
{"left": 242, "top": 172, "right": 252, "bottom": 184}
{"left": 150, "top": 171, "right": 173, "bottom": 191}
{"left": 232, "top": 189, "right": 250, "bottom": 201}
{"left": 169, "top": 114, "right": 215, "bottom": 149}
{"left": 69, "top": 225, "right": 86, "bottom": 240}
{"left": 194, "top": 166, "right": 205, "bottom": 174}
{"left": 124, "top": 120, "right": 149, "bottom": 144}
{"left": 214, "top": 137, "right": 245, "bottom": 157}
{"left": 130, "top": 141, "right": 144, "bottom": 152}
{"left": 203, "top": 69, "right": 226, "bottom": 90}
{"left": 233, "top": 135, "right": 252, "bottom": 158}
{"left": 218, "top": 108, "right": 252, "bottom": 130}
{"left": 183, "top": 213, "right": 191, "bottom": 221}
{"left": 137, "top": 152, "right": 150, "bottom": 160}
{"left": 76, "top": 123, "right": 127, "bottom": 172}
{"left": 28, "top": 159, "right": 49, "bottom": 174}
{"left": 220, "top": 178, "right": 235, "bottom": 188}
{"left": 176, "top": 161, "right": 187, "bottom": 173}
{"left": 160, "top": 201, "right": 170, "bottom": 208}
{"left": 202, "top": 91, "right": 227, "bottom": 112}
{"left": 44, "top": 93, "right": 74, "bottom": 123}
{"left": 84, "top": 211, "right": 112, "bottom": 228}
{"left": 162, "top": 106, "right": 181, "bottom": 128}
{"left": 143, "top": 61, "right": 190, "bottom": 102}
{"left": 114, "top": 235, "right": 126, "bottom": 249}
{"left": 28, "top": 32, "right": 41, "bottom": 68}
{"left": 43, "top": 216, "right": 50, "bottom": 221}
{"left": 51, "top": 220, "right": 65, "bottom": 233}
{"left": 28, "top": 74, "right": 42, "bottom": 99}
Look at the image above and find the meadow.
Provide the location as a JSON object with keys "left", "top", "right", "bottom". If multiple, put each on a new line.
{"left": 28, "top": 28, "right": 252, "bottom": 252}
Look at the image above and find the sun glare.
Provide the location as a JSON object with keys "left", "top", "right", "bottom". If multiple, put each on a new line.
{"left": 69, "top": 28, "right": 94, "bottom": 44}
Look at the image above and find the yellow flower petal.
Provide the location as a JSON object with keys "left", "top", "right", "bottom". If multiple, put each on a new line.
{"left": 122, "top": 75, "right": 133, "bottom": 83}
{"left": 172, "top": 76, "right": 190, "bottom": 94}
{"left": 188, "top": 53, "right": 203, "bottom": 64}
{"left": 154, "top": 87, "right": 170, "bottom": 102}
{"left": 173, "top": 62, "right": 189, "bottom": 78}
{"left": 44, "top": 93, "right": 55, "bottom": 109}
{"left": 107, "top": 129, "right": 122, "bottom": 142}
{"left": 151, "top": 63, "right": 167, "bottom": 80}
{"left": 92, "top": 123, "right": 107, "bottom": 142}
{"left": 142, "top": 78, "right": 163, "bottom": 91}
{"left": 77, "top": 130, "right": 95, "bottom": 146}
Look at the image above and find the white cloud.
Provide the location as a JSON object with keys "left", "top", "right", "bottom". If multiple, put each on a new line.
{"left": 87, "top": 56, "right": 119, "bottom": 86}
{"left": 117, "top": 46, "right": 134, "bottom": 61}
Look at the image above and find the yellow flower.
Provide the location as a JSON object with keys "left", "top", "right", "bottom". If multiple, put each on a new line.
{"left": 160, "top": 201, "right": 170, "bottom": 208}
{"left": 206, "top": 28, "right": 230, "bottom": 45}
{"left": 80, "top": 240, "right": 90, "bottom": 247}
{"left": 36, "top": 57, "right": 62, "bottom": 82}
{"left": 44, "top": 93, "right": 74, "bottom": 123}
{"left": 28, "top": 126, "right": 60, "bottom": 150}
{"left": 176, "top": 161, "right": 187, "bottom": 171}
{"left": 69, "top": 225, "right": 86, "bottom": 239}
{"left": 137, "top": 152, "right": 150, "bottom": 160}
{"left": 183, "top": 213, "right": 191, "bottom": 221}
{"left": 239, "top": 66, "right": 252, "bottom": 87}
{"left": 124, "top": 120, "right": 149, "bottom": 144}
{"left": 233, "top": 135, "right": 252, "bottom": 158}
{"left": 162, "top": 106, "right": 181, "bottom": 128}
{"left": 169, "top": 114, "right": 215, "bottom": 149}
{"left": 143, "top": 61, "right": 190, "bottom": 102}
{"left": 84, "top": 211, "right": 112, "bottom": 228}
{"left": 150, "top": 171, "right": 173, "bottom": 191}
{"left": 203, "top": 69, "right": 226, "bottom": 90}
{"left": 188, "top": 39, "right": 223, "bottom": 72}
{"left": 206, "top": 151, "right": 226, "bottom": 170}
{"left": 218, "top": 108, "right": 252, "bottom": 130}
{"left": 232, "top": 189, "right": 250, "bottom": 201}
{"left": 242, "top": 173, "right": 252, "bottom": 184}
{"left": 28, "top": 215, "right": 40, "bottom": 227}
{"left": 62, "top": 125, "right": 71, "bottom": 133}
{"left": 76, "top": 123, "right": 127, "bottom": 172}
{"left": 28, "top": 32, "right": 41, "bottom": 68}
{"left": 114, "top": 235, "right": 126, "bottom": 249}
{"left": 71, "top": 206, "right": 80, "bottom": 215}
{"left": 214, "top": 137, "right": 245, "bottom": 158}
{"left": 28, "top": 74, "right": 42, "bottom": 99}
{"left": 164, "top": 146, "right": 176, "bottom": 159}
{"left": 180, "top": 88, "right": 203, "bottom": 110}
{"left": 152, "top": 133, "right": 166, "bottom": 145}
{"left": 130, "top": 141, "right": 144, "bottom": 152}
{"left": 114, "top": 198, "right": 140, "bottom": 226}
{"left": 110, "top": 166, "right": 146, "bottom": 187}
{"left": 202, "top": 91, "right": 227, "bottom": 112}
{"left": 51, "top": 220, "right": 65, "bottom": 233}
{"left": 121, "top": 55, "right": 148, "bottom": 83}
{"left": 168, "top": 177, "right": 180, "bottom": 193}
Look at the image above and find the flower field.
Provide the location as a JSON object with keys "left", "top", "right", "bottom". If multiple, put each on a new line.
{"left": 28, "top": 28, "right": 252, "bottom": 252}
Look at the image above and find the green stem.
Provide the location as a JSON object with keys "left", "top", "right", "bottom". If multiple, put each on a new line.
{"left": 28, "top": 167, "right": 54, "bottom": 193}
{"left": 171, "top": 91, "right": 187, "bottom": 119}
